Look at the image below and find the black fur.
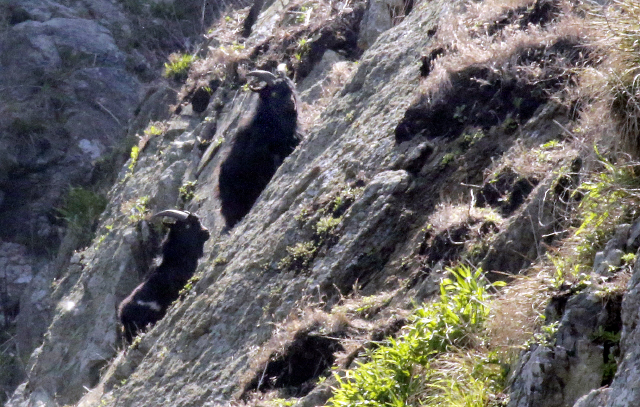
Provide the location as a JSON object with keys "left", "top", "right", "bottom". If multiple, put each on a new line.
{"left": 118, "top": 212, "right": 210, "bottom": 343}
{"left": 219, "top": 72, "right": 302, "bottom": 228}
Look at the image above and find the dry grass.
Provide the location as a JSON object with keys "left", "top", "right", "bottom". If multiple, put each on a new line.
{"left": 482, "top": 136, "right": 580, "bottom": 184}
{"left": 485, "top": 271, "right": 552, "bottom": 356}
{"left": 427, "top": 201, "right": 504, "bottom": 234}
{"left": 423, "top": 0, "right": 588, "bottom": 100}
{"left": 238, "top": 306, "right": 348, "bottom": 394}
{"left": 581, "top": 0, "right": 640, "bottom": 157}
{"left": 420, "top": 350, "right": 506, "bottom": 407}
{"left": 298, "top": 61, "right": 357, "bottom": 129}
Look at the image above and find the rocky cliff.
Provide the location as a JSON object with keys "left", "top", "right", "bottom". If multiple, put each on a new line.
{"left": 3, "top": 0, "right": 640, "bottom": 406}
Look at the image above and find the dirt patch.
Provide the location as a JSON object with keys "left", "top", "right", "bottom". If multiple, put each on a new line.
{"left": 247, "top": 1, "right": 365, "bottom": 82}
{"left": 419, "top": 218, "right": 500, "bottom": 271}
{"left": 476, "top": 168, "right": 539, "bottom": 217}
{"left": 241, "top": 331, "right": 344, "bottom": 398}
{"left": 487, "top": 0, "right": 561, "bottom": 36}
{"left": 395, "top": 39, "right": 588, "bottom": 143}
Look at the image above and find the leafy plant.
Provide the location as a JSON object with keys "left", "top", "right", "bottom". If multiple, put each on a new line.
{"left": 58, "top": 187, "right": 108, "bottom": 244}
{"left": 573, "top": 147, "right": 640, "bottom": 265}
{"left": 329, "top": 265, "right": 504, "bottom": 407}
{"left": 179, "top": 274, "right": 201, "bottom": 297}
{"left": 163, "top": 53, "right": 197, "bottom": 82}
{"left": 128, "top": 145, "right": 140, "bottom": 172}
{"left": 144, "top": 123, "right": 164, "bottom": 136}
{"left": 315, "top": 215, "right": 342, "bottom": 237}
{"left": 278, "top": 241, "right": 317, "bottom": 271}
{"left": 127, "top": 196, "right": 149, "bottom": 223}
{"left": 179, "top": 180, "right": 197, "bottom": 204}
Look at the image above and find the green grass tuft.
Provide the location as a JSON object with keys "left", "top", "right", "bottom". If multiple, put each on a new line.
{"left": 329, "top": 265, "right": 504, "bottom": 407}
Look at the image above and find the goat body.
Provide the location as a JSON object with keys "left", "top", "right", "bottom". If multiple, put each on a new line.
{"left": 118, "top": 210, "right": 210, "bottom": 343}
{"left": 219, "top": 70, "right": 302, "bottom": 228}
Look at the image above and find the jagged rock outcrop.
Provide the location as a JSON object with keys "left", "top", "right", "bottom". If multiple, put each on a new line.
{"left": 0, "top": 15, "right": 141, "bottom": 251}
{"left": 508, "top": 217, "right": 640, "bottom": 407}
{"left": 6, "top": 0, "right": 640, "bottom": 407}
{"left": 573, "top": 249, "right": 640, "bottom": 407}
{"left": 508, "top": 290, "right": 622, "bottom": 407}
{"left": 0, "top": 0, "right": 250, "bottom": 403}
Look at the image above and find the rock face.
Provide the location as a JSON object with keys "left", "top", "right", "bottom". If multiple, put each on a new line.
{"left": 0, "top": 0, "right": 247, "bottom": 403}
{"left": 574, "top": 255, "right": 640, "bottom": 407}
{"left": 5, "top": 0, "right": 640, "bottom": 407}
{"left": 508, "top": 290, "right": 622, "bottom": 407}
{"left": 358, "top": 0, "right": 413, "bottom": 49}
{"left": 0, "top": 15, "right": 140, "bottom": 251}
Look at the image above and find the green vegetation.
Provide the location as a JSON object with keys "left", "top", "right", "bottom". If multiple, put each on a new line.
{"left": 322, "top": 186, "right": 363, "bottom": 217}
{"left": 58, "top": 187, "right": 108, "bottom": 245}
{"left": 315, "top": 215, "right": 342, "bottom": 237}
{"left": 179, "top": 180, "right": 197, "bottom": 204}
{"left": 280, "top": 187, "right": 363, "bottom": 272}
{"left": 129, "top": 334, "right": 143, "bottom": 350}
{"left": 163, "top": 53, "right": 197, "bottom": 82}
{"left": 126, "top": 196, "right": 149, "bottom": 223}
{"left": 440, "top": 152, "right": 456, "bottom": 167}
{"left": 128, "top": 145, "right": 140, "bottom": 172}
{"left": 295, "top": 37, "right": 311, "bottom": 60}
{"left": 329, "top": 265, "right": 505, "bottom": 407}
{"left": 278, "top": 241, "right": 317, "bottom": 271}
{"left": 568, "top": 150, "right": 639, "bottom": 275}
{"left": 178, "top": 275, "right": 201, "bottom": 297}
{"left": 213, "top": 256, "right": 228, "bottom": 265}
{"left": 144, "top": 123, "right": 164, "bottom": 137}
{"left": 268, "top": 399, "right": 296, "bottom": 407}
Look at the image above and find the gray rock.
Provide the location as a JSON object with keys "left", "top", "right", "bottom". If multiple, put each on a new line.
{"left": 1, "top": 18, "right": 125, "bottom": 75}
{"left": 591, "top": 256, "right": 640, "bottom": 407}
{"left": 0, "top": 241, "right": 34, "bottom": 312}
{"left": 573, "top": 388, "right": 611, "bottom": 407}
{"left": 508, "top": 291, "right": 620, "bottom": 407}
{"left": 358, "top": 0, "right": 411, "bottom": 49}
{"left": 0, "top": 17, "right": 141, "bottom": 250}
{"left": 156, "top": 160, "right": 189, "bottom": 210}
{"left": 298, "top": 50, "right": 349, "bottom": 104}
{"left": 15, "top": 262, "right": 56, "bottom": 361}
{"left": 294, "top": 383, "right": 334, "bottom": 407}
{"left": 594, "top": 249, "right": 625, "bottom": 275}
{"left": 627, "top": 218, "right": 640, "bottom": 253}
{"left": 593, "top": 224, "right": 631, "bottom": 275}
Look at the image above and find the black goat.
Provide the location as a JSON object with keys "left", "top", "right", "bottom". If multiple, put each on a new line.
{"left": 219, "top": 69, "right": 302, "bottom": 228}
{"left": 118, "top": 210, "right": 210, "bottom": 343}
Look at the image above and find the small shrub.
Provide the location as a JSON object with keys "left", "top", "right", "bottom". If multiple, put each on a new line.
{"left": 329, "top": 265, "right": 503, "bottom": 407}
{"left": 125, "top": 196, "right": 149, "bottom": 223}
{"left": 278, "top": 241, "right": 317, "bottom": 271}
{"left": 179, "top": 181, "right": 197, "bottom": 204}
{"left": 163, "top": 53, "right": 197, "bottom": 82}
{"left": 57, "top": 187, "right": 108, "bottom": 244}
{"left": 179, "top": 274, "right": 201, "bottom": 297}
{"left": 128, "top": 145, "right": 140, "bottom": 172}
{"left": 315, "top": 215, "right": 342, "bottom": 237}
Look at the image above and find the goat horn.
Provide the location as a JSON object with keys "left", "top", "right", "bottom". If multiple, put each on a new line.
{"left": 246, "top": 70, "right": 277, "bottom": 89}
{"left": 154, "top": 210, "right": 190, "bottom": 221}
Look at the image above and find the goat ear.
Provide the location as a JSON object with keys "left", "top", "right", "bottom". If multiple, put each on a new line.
{"left": 154, "top": 209, "right": 190, "bottom": 221}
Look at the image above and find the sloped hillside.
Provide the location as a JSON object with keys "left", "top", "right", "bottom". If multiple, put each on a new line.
{"left": 5, "top": 0, "right": 640, "bottom": 406}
